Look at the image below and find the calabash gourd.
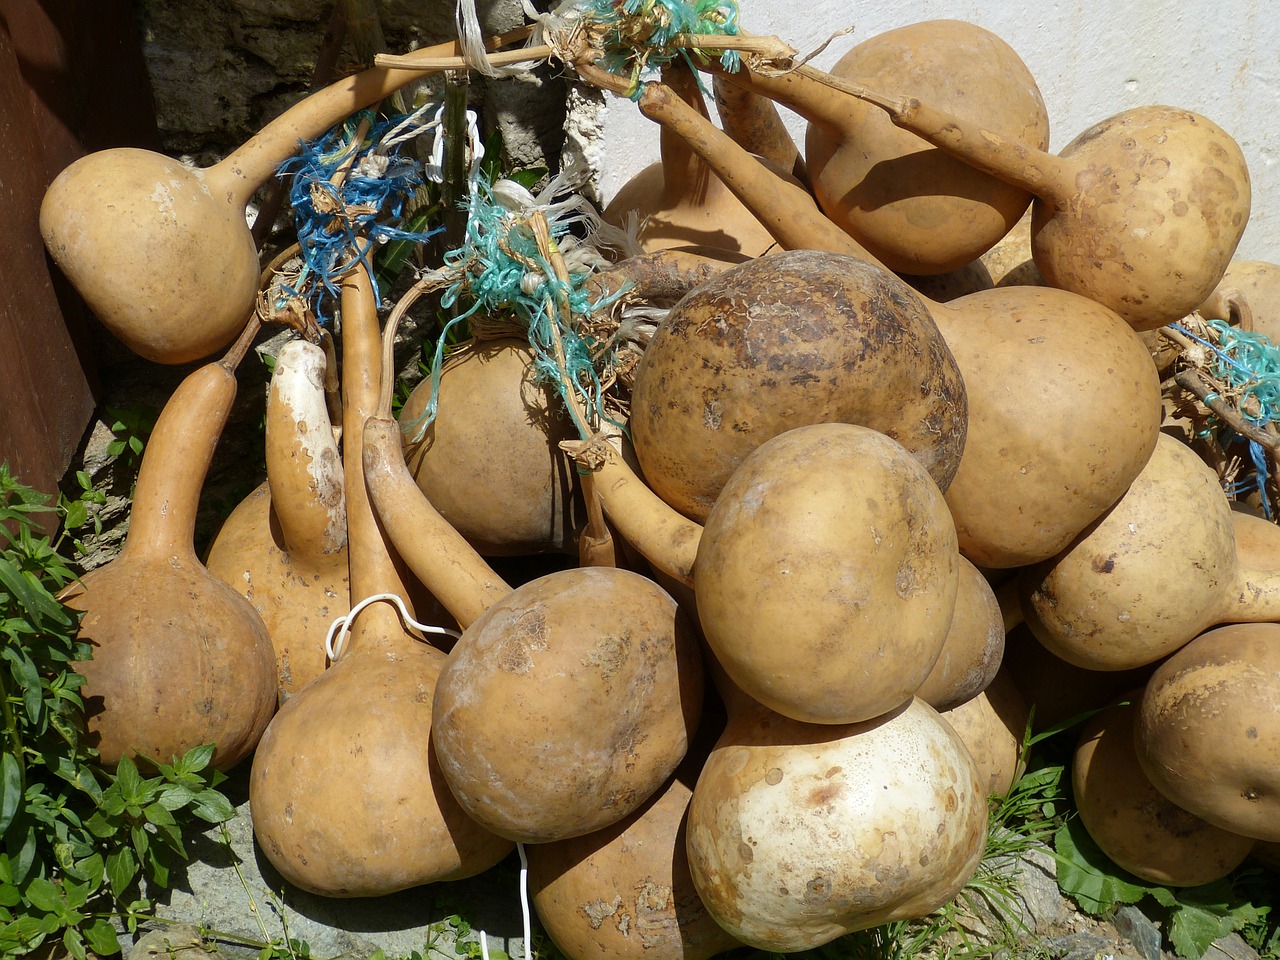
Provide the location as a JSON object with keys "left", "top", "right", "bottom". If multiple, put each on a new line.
{"left": 686, "top": 685, "right": 987, "bottom": 952}
{"left": 1074, "top": 694, "right": 1255, "bottom": 886}
{"left": 1136, "top": 622, "right": 1280, "bottom": 843}
{"left": 249, "top": 262, "right": 511, "bottom": 897}
{"left": 1020, "top": 434, "right": 1280, "bottom": 671}
{"left": 694, "top": 423, "right": 959, "bottom": 725}
{"left": 599, "top": 74, "right": 1161, "bottom": 567}
{"left": 710, "top": 19, "right": 1049, "bottom": 275}
{"left": 60, "top": 322, "right": 277, "bottom": 770}
{"left": 39, "top": 31, "right": 529, "bottom": 364}
{"left": 205, "top": 339, "right": 348, "bottom": 698}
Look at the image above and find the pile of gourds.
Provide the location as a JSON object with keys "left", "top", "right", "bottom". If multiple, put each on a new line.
{"left": 40, "top": 3, "right": 1280, "bottom": 956}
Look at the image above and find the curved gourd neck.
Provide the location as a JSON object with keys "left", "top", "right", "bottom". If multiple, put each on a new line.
{"left": 622, "top": 76, "right": 878, "bottom": 266}
{"left": 658, "top": 62, "right": 714, "bottom": 197}
{"left": 265, "top": 342, "right": 347, "bottom": 560}
{"left": 208, "top": 35, "right": 489, "bottom": 207}
{"left": 122, "top": 362, "right": 238, "bottom": 562}
{"left": 712, "top": 73, "right": 803, "bottom": 178}
{"left": 122, "top": 319, "right": 259, "bottom": 560}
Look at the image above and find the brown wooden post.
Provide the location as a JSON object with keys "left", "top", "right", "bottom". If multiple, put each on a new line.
{"left": 0, "top": 0, "right": 159, "bottom": 517}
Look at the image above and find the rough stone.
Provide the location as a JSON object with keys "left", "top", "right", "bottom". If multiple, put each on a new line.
{"left": 132, "top": 764, "right": 530, "bottom": 960}
{"left": 1113, "top": 904, "right": 1164, "bottom": 960}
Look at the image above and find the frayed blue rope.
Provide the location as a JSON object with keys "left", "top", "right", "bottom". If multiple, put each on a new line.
{"left": 276, "top": 108, "right": 442, "bottom": 326}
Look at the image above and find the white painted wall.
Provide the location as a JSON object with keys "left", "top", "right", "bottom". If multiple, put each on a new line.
{"left": 593, "top": 0, "right": 1280, "bottom": 261}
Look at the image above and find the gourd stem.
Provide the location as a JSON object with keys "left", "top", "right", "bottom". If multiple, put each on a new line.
{"left": 624, "top": 75, "right": 878, "bottom": 264}
{"left": 213, "top": 28, "right": 536, "bottom": 203}
{"left": 219, "top": 314, "right": 263, "bottom": 372}
{"left": 708, "top": 59, "right": 1073, "bottom": 203}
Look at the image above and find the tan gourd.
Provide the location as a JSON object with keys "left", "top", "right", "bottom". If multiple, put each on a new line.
{"left": 60, "top": 322, "right": 277, "bottom": 770}
{"left": 711, "top": 73, "right": 805, "bottom": 182}
{"left": 753, "top": 59, "right": 1251, "bottom": 330}
{"left": 1020, "top": 434, "right": 1280, "bottom": 671}
{"left": 206, "top": 340, "right": 349, "bottom": 698}
{"left": 711, "top": 20, "right": 1048, "bottom": 275}
{"left": 398, "top": 338, "right": 585, "bottom": 556}
{"left": 1199, "top": 260, "right": 1280, "bottom": 343}
{"left": 249, "top": 262, "right": 511, "bottom": 897}
{"left": 1136, "top": 622, "right": 1280, "bottom": 843}
{"left": 430, "top": 565, "right": 705, "bottom": 843}
{"left": 1074, "top": 694, "right": 1255, "bottom": 886}
{"left": 916, "top": 556, "right": 1004, "bottom": 712}
{"left": 603, "top": 60, "right": 790, "bottom": 258}
{"left": 695, "top": 423, "right": 959, "bottom": 725}
{"left": 939, "top": 667, "right": 1029, "bottom": 798}
{"left": 580, "top": 72, "right": 1161, "bottom": 568}
{"left": 685, "top": 685, "right": 987, "bottom": 952}
{"left": 526, "top": 737, "right": 743, "bottom": 960}
{"left": 39, "top": 31, "right": 531, "bottom": 364}
{"left": 628, "top": 248, "right": 968, "bottom": 524}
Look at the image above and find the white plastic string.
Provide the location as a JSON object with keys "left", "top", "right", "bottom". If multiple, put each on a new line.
{"left": 455, "top": 0, "right": 553, "bottom": 78}
{"left": 518, "top": 842, "right": 532, "bottom": 959}
{"left": 324, "top": 592, "right": 462, "bottom": 661}
{"left": 424, "top": 104, "right": 486, "bottom": 185}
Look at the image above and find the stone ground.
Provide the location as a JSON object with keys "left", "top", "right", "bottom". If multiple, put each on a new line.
{"left": 118, "top": 761, "right": 1265, "bottom": 960}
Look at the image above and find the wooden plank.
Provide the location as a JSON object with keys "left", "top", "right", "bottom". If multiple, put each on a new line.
{"left": 0, "top": 1, "right": 161, "bottom": 511}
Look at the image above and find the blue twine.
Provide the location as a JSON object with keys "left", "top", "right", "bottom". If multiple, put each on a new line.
{"left": 276, "top": 108, "right": 442, "bottom": 326}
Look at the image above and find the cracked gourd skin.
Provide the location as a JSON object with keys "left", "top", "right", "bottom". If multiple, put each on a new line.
{"left": 695, "top": 423, "right": 959, "bottom": 725}
{"left": 527, "top": 747, "right": 742, "bottom": 960}
{"left": 686, "top": 692, "right": 987, "bottom": 952}
{"left": 1136, "top": 622, "right": 1280, "bottom": 843}
{"left": 629, "top": 249, "right": 967, "bottom": 524}
{"left": 60, "top": 355, "right": 277, "bottom": 771}
{"left": 431, "top": 566, "right": 705, "bottom": 844}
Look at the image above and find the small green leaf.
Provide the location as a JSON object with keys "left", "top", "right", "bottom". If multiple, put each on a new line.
{"left": 114, "top": 756, "right": 143, "bottom": 802}
{"left": 61, "top": 500, "right": 89, "bottom": 531}
{"left": 63, "top": 925, "right": 88, "bottom": 960}
{"left": 82, "top": 918, "right": 122, "bottom": 956}
{"left": 0, "top": 753, "right": 22, "bottom": 835}
{"left": 1053, "top": 818, "right": 1152, "bottom": 914}
{"left": 190, "top": 789, "right": 235, "bottom": 824}
{"left": 105, "top": 846, "right": 138, "bottom": 898}
{"left": 24, "top": 876, "right": 61, "bottom": 913}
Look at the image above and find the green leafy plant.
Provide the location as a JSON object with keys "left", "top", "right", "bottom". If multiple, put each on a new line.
{"left": 102, "top": 404, "right": 159, "bottom": 469}
{"left": 0, "top": 464, "right": 235, "bottom": 960}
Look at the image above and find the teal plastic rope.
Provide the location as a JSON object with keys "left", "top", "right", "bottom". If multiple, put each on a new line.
{"left": 1172, "top": 319, "right": 1280, "bottom": 515}
{"left": 403, "top": 181, "right": 626, "bottom": 443}
{"left": 582, "top": 0, "right": 743, "bottom": 87}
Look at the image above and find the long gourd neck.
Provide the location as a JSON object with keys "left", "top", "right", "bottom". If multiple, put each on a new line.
{"left": 123, "top": 320, "right": 260, "bottom": 559}
{"left": 340, "top": 261, "right": 416, "bottom": 647}
{"left": 265, "top": 341, "right": 347, "bottom": 559}
{"left": 658, "top": 61, "right": 714, "bottom": 196}
{"left": 211, "top": 32, "right": 524, "bottom": 206}
{"left": 711, "top": 60, "right": 1073, "bottom": 206}
{"left": 624, "top": 75, "right": 878, "bottom": 265}
{"left": 712, "top": 74, "right": 804, "bottom": 179}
